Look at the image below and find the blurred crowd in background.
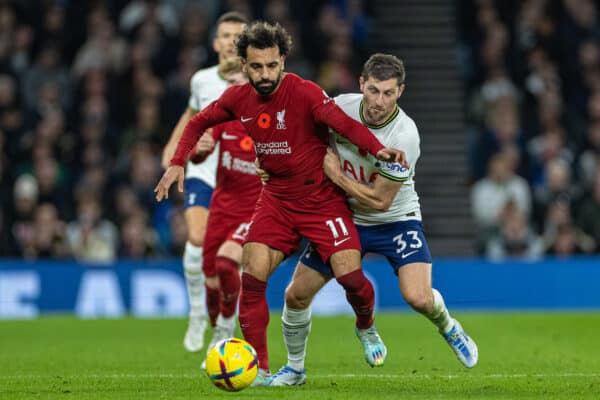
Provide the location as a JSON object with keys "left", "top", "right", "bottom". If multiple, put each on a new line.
{"left": 3, "top": 0, "right": 599, "bottom": 262}
{"left": 459, "top": 0, "right": 600, "bottom": 259}
{"left": 0, "top": 0, "right": 372, "bottom": 261}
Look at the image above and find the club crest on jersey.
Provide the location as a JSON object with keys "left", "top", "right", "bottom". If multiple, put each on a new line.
{"left": 276, "top": 109, "right": 286, "bottom": 130}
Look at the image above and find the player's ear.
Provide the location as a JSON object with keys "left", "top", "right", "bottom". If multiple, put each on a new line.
{"left": 280, "top": 55, "right": 286, "bottom": 70}
{"left": 212, "top": 35, "right": 220, "bottom": 53}
{"left": 359, "top": 76, "right": 365, "bottom": 91}
{"left": 241, "top": 58, "right": 248, "bottom": 73}
{"left": 397, "top": 83, "right": 406, "bottom": 98}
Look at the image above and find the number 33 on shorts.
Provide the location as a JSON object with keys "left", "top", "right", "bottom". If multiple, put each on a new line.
{"left": 394, "top": 231, "right": 423, "bottom": 259}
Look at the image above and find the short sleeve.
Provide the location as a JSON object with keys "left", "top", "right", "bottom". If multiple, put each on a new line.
{"left": 188, "top": 71, "right": 202, "bottom": 111}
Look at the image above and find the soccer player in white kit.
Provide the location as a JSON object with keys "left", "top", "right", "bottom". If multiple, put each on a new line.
{"left": 270, "top": 54, "right": 479, "bottom": 385}
{"left": 161, "top": 12, "right": 247, "bottom": 353}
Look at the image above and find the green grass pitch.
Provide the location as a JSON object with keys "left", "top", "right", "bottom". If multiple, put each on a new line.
{"left": 1, "top": 313, "right": 599, "bottom": 399}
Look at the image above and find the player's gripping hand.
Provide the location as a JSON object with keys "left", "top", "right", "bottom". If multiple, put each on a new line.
{"left": 376, "top": 148, "right": 409, "bottom": 168}
{"left": 154, "top": 165, "right": 184, "bottom": 201}
{"left": 254, "top": 158, "right": 269, "bottom": 185}
{"left": 323, "top": 148, "right": 343, "bottom": 181}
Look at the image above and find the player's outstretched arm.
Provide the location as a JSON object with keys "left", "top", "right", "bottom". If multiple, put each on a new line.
{"left": 169, "top": 99, "right": 233, "bottom": 167}
{"left": 316, "top": 103, "right": 409, "bottom": 168}
{"left": 323, "top": 149, "right": 402, "bottom": 211}
{"left": 161, "top": 107, "right": 196, "bottom": 169}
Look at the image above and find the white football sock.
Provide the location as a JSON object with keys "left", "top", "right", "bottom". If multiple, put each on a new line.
{"left": 426, "top": 288, "right": 453, "bottom": 334}
{"left": 216, "top": 314, "right": 236, "bottom": 335}
{"left": 183, "top": 241, "right": 206, "bottom": 318}
{"left": 282, "top": 304, "right": 311, "bottom": 371}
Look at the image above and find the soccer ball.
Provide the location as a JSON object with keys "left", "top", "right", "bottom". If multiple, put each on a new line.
{"left": 205, "top": 338, "right": 258, "bottom": 391}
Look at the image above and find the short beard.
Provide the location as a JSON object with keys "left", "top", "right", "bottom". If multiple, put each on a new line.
{"left": 250, "top": 72, "right": 282, "bottom": 96}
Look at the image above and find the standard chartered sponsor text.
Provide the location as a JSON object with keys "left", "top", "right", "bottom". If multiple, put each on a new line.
{"left": 255, "top": 141, "right": 292, "bottom": 155}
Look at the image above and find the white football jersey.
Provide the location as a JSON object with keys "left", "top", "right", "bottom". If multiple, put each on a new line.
{"left": 185, "top": 65, "right": 228, "bottom": 186}
{"left": 331, "top": 93, "right": 422, "bottom": 226}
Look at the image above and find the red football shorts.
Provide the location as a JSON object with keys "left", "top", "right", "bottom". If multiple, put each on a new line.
{"left": 203, "top": 209, "right": 251, "bottom": 276}
{"left": 245, "top": 184, "right": 360, "bottom": 262}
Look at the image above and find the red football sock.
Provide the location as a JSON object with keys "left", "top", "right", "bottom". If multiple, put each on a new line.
{"left": 238, "top": 272, "right": 269, "bottom": 371}
{"left": 215, "top": 256, "right": 241, "bottom": 318}
{"left": 336, "top": 269, "right": 374, "bottom": 329}
{"left": 206, "top": 285, "right": 220, "bottom": 327}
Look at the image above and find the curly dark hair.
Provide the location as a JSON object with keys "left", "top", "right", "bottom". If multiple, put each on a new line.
{"left": 362, "top": 53, "right": 406, "bottom": 84}
{"left": 236, "top": 21, "right": 293, "bottom": 59}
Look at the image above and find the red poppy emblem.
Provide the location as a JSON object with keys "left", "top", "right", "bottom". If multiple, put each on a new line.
{"left": 240, "top": 135, "right": 253, "bottom": 151}
{"left": 257, "top": 113, "right": 271, "bottom": 128}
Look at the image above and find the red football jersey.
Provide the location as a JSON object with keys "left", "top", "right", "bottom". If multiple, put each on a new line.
{"left": 208, "top": 121, "right": 261, "bottom": 218}
{"left": 172, "top": 73, "right": 385, "bottom": 200}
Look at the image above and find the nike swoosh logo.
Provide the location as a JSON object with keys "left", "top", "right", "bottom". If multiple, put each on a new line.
{"left": 241, "top": 117, "right": 253, "bottom": 123}
{"left": 401, "top": 250, "right": 419, "bottom": 259}
{"left": 222, "top": 133, "right": 238, "bottom": 140}
{"left": 334, "top": 237, "right": 352, "bottom": 247}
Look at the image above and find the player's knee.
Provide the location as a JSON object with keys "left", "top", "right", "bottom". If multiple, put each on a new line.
{"left": 403, "top": 290, "right": 434, "bottom": 314}
{"left": 285, "top": 285, "right": 312, "bottom": 309}
{"left": 216, "top": 256, "right": 237, "bottom": 272}
{"left": 336, "top": 269, "right": 369, "bottom": 294}
{"left": 240, "top": 258, "right": 263, "bottom": 280}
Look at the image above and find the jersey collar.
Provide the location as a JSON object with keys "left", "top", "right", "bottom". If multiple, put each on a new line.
{"left": 359, "top": 101, "right": 400, "bottom": 129}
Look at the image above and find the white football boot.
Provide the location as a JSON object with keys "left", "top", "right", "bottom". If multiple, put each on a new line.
{"left": 183, "top": 316, "right": 207, "bottom": 352}
{"left": 250, "top": 368, "right": 272, "bottom": 387}
{"left": 441, "top": 318, "right": 478, "bottom": 368}
{"left": 270, "top": 365, "right": 306, "bottom": 386}
{"left": 355, "top": 325, "right": 387, "bottom": 367}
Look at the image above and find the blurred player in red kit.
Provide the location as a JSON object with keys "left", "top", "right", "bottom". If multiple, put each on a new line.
{"left": 161, "top": 12, "right": 248, "bottom": 353}
{"left": 189, "top": 58, "right": 262, "bottom": 368}
{"left": 154, "top": 21, "right": 408, "bottom": 385}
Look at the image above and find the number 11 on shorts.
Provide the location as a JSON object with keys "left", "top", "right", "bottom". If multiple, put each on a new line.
{"left": 325, "top": 217, "right": 349, "bottom": 239}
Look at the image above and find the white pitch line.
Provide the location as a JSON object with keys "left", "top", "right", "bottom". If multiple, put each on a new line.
{"left": 1, "top": 373, "right": 599, "bottom": 380}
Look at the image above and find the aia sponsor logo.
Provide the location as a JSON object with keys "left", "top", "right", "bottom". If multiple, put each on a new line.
{"left": 343, "top": 160, "right": 378, "bottom": 184}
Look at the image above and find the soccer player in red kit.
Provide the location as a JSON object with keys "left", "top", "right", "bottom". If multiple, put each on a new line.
{"left": 154, "top": 22, "right": 407, "bottom": 385}
{"left": 189, "top": 58, "right": 262, "bottom": 368}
